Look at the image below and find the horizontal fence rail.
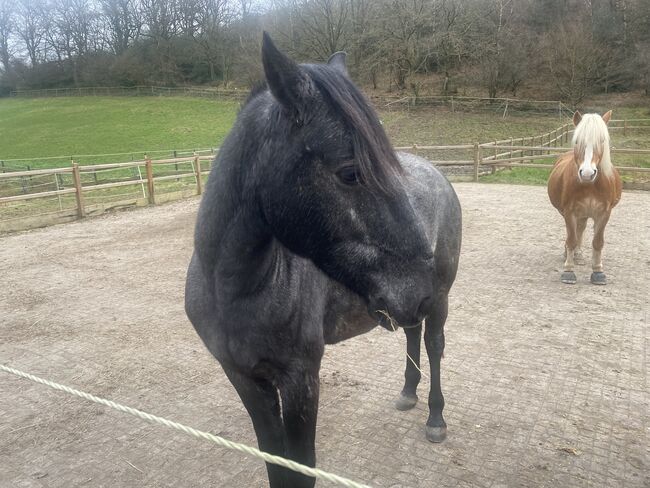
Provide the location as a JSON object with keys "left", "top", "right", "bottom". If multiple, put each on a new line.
{"left": 2, "top": 119, "right": 649, "bottom": 232}
{"left": 0, "top": 153, "right": 215, "bottom": 232}
{"left": 10, "top": 85, "right": 248, "bottom": 101}
{"left": 374, "top": 95, "right": 575, "bottom": 118}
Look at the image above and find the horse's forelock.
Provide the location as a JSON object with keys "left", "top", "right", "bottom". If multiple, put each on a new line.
{"left": 572, "top": 114, "right": 613, "bottom": 177}
{"left": 305, "top": 65, "right": 402, "bottom": 193}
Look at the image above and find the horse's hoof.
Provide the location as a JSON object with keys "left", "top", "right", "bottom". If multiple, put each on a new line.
{"left": 561, "top": 271, "right": 577, "bottom": 284}
{"left": 591, "top": 272, "right": 607, "bottom": 285}
{"left": 425, "top": 425, "right": 447, "bottom": 443}
{"left": 394, "top": 393, "right": 418, "bottom": 411}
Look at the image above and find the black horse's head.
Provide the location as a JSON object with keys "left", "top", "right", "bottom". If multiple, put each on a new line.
{"left": 255, "top": 33, "right": 435, "bottom": 328}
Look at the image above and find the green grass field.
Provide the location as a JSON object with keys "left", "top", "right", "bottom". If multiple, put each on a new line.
{"left": 0, "top": 97, "right": 240, "bottom": 168}
{"left": 0, "top": 96, "right": 648, "bottom": 185}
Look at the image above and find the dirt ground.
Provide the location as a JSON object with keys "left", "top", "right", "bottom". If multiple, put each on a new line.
{"left": 1, "top": 183, "right": 648, "bottom": 488}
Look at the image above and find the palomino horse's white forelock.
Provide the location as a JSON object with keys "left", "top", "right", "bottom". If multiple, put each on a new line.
{"left": 572, "top": 113, "right": 613, "bottom": 177}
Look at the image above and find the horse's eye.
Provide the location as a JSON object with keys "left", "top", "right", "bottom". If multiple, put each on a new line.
{"left": 336, "top": 166, "right": 361, "bottom": 185}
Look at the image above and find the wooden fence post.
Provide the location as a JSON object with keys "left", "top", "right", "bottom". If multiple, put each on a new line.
{"left": 624, "top": 119, "right": 627, "bottom": 136}
{"left": 72, "top": 161, "right": 85, "bottom": 218}
{"left": 473, "top": 142, "right": 481, "bottom": 182}
{"left": 194, "top": 152, "right": 202, "bottom": 195}
{"left": 145, "top": 155, "right": 155, "bottom": 205}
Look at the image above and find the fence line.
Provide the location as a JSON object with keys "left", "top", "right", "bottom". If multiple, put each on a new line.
{"left": 2, "top": 119, "right": 649, "bottom": 233}
{"left": 0, "top": 364, "right": 371, "bottom": 488}
{"left": 375, "top": 95, "right": 575, "bottom": 118}
{"left": 0, "top": 153, "right": 214, "bottom": 232}
{"left": 394, "top": 119, "right": 650, "bottom": 182}
{"left": 10, "top": 85, "right": 247, "bottom": 101}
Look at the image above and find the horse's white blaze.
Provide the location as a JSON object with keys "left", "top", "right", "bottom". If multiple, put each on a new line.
{"left": 579, "top": 145, "right": 596, "bottom": 181}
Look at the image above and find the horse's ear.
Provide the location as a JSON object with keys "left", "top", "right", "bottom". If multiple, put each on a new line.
{"left": 327, "top": 52, "right": 348, "bottom": 75}
{"left": 573, "top": 111, "right": 582, "bottom": 127}
{"left": 262, "top": 32, "right": 313, "bottom": 115}
{"left": 602, "top": 110, "right": 612, "bottom": 124}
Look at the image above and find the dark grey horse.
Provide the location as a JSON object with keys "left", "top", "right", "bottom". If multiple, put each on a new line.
{"left": 185, "top": 33, "right": 462, "bottom": 488}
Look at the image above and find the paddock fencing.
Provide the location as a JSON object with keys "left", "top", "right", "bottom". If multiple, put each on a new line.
{"left": 0, "top": 152, "right": 215, "bottom": 233}
{"left": 395, "top": 118, "right": 650, "bottom": 186}
{"left": 376, "top": 95, "right": 575, "bottom": 118}
{"left": 2, "top": 119, "right": 649, "bottom": 233}
{"left": 9, "top": 85, "right": 247, "bottom": 101}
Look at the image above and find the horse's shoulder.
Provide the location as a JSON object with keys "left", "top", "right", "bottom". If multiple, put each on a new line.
{"left": 610, "top": 168, "right": 623, "bottom": 207}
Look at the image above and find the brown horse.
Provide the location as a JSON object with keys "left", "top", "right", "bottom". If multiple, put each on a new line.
{"left": 548, "top": 110, "right": 622, "bottom": 285}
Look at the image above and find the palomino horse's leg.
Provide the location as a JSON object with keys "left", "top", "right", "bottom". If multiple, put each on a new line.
{"left": 222, "top": 367, "right": 288, "bottom": 488}
{"left": 423, "top": 293, "right": 448, "bottom": 443}
{"left": 591, "top": 209, "right": 612, "bottom": 285}
{"left": 575, "top": 217, "right": 588, "bottom": 264}
{"left": 278, "top": 364, "right": 321, "bottom": 488}
{"left": 395, "top": 324, "right": 423, "bottom": 411}
{"left": 562, "top": 213, "right": 578, "bottom": 284}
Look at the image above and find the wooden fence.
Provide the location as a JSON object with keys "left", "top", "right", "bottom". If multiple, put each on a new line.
{"left": 2, "top": 119, "right": 649, "bottom": 233}
{"left": 394, "top": 118, "right": 650, "bottom": 183}
{"left": 0, "top": 154, "right": 213, "bottom": 232}
{"left": 377, "top": 95, "right": 575, "bottom": 118}
{"left": 9, "top": 85, "right": 248, "bottom": 100}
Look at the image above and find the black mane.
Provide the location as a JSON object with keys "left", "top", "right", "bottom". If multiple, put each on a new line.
{"left": 305, "top": 65, "right": 403, "bottom": 193}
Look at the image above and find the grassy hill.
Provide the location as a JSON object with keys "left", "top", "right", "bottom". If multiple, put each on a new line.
{"left": 1, "top": 96, "right": 646, "bottom": 185}
{"left": 0, "top": 97, "right": 240, "bottom": 168}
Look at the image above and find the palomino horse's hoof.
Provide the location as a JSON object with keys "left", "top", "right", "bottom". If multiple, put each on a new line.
{"left": 561, "top": 271, "right": 577, "bottom": 284}
{"left": 425, "top": 425, "right": 447, "bottom": 443}
{"left": 591, "top": 272, "right": 607, "bottom": 285}
{"left": 395, "top": 393, "right": 418, "bottom": 411}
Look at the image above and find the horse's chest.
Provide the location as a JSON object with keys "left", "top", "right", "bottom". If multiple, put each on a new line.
{"left": 323, "top": 291, "right": 378, "bottom": 344}
{"left": 573, "top": 196, "right": 608, "bottom": 219}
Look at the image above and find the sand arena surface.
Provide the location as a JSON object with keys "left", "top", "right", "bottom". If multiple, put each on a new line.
{"left": 1, "top": 183, "right": 648, "bottom": 487}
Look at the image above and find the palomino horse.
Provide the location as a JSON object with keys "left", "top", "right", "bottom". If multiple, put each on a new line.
{"left": 548, "top": 110, "right": 622, "bottom": 285}
{"left": 185, "top": 33, "right": 462, "bottom": 487}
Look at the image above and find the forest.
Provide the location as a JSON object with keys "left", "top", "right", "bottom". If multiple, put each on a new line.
{"left": 1, "top": 0, "right": 649, "bottom": 103}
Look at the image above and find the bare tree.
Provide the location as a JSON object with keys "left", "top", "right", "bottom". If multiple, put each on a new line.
{"left": 293, "top": 0, "right": 351, "bottom": 60}
{"left": 16, "top": 0, "right": 48, "bottom": 67}
{"left": 193, "top": 0, "right": 233, "bottom": 82}
{"left": 377, "top": 0, "right": 431, "bottom": 91}
{"left": 100, "top": 0, "right": 143, "bottom": 55}
{"left": 544, "top": 23, "right": 611, "bottom": 104}
{"left": 0, "top": 0, "right": 14, "bottom": 74}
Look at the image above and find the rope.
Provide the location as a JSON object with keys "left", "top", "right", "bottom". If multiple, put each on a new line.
{"left": 0, "top": 364, "right": 372, "bottom": 488}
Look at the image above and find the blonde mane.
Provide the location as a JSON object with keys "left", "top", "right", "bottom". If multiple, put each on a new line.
{"left": 572, "top": 113, "right": 613, "bottom": 177}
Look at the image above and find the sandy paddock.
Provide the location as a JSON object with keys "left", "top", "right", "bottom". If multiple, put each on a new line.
{"left": 1, "top": 183, "right": 648, "bottom": 487}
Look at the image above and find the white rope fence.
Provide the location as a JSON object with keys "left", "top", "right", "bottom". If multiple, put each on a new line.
{"left": 0, "top": 363, "right": 372, "bottom": 488}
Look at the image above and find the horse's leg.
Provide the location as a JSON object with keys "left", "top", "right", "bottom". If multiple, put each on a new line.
{"left": 423, "top": 293, "right": 448, "bottom": 443}
{"left": 590, "top": 209, "right": 611, "bottom": 285}
{"left": 575, "top": 217, "right": 588, "bottom": 264}
{"left": 278, "top": 363, "right": 321, "bottom": 488}
{"left": 562, "top": 213, "right": 578, "bottom": 284}
{"left": 222, "top": 367, "right": 288, "bottom": 488}
{"left": 395, "top": 323, "right": 423, "bottom": 410}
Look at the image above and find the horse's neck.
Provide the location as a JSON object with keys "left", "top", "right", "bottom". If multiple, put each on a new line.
{"left": 195, "top": 145, "right": 287, "bottom": 303}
